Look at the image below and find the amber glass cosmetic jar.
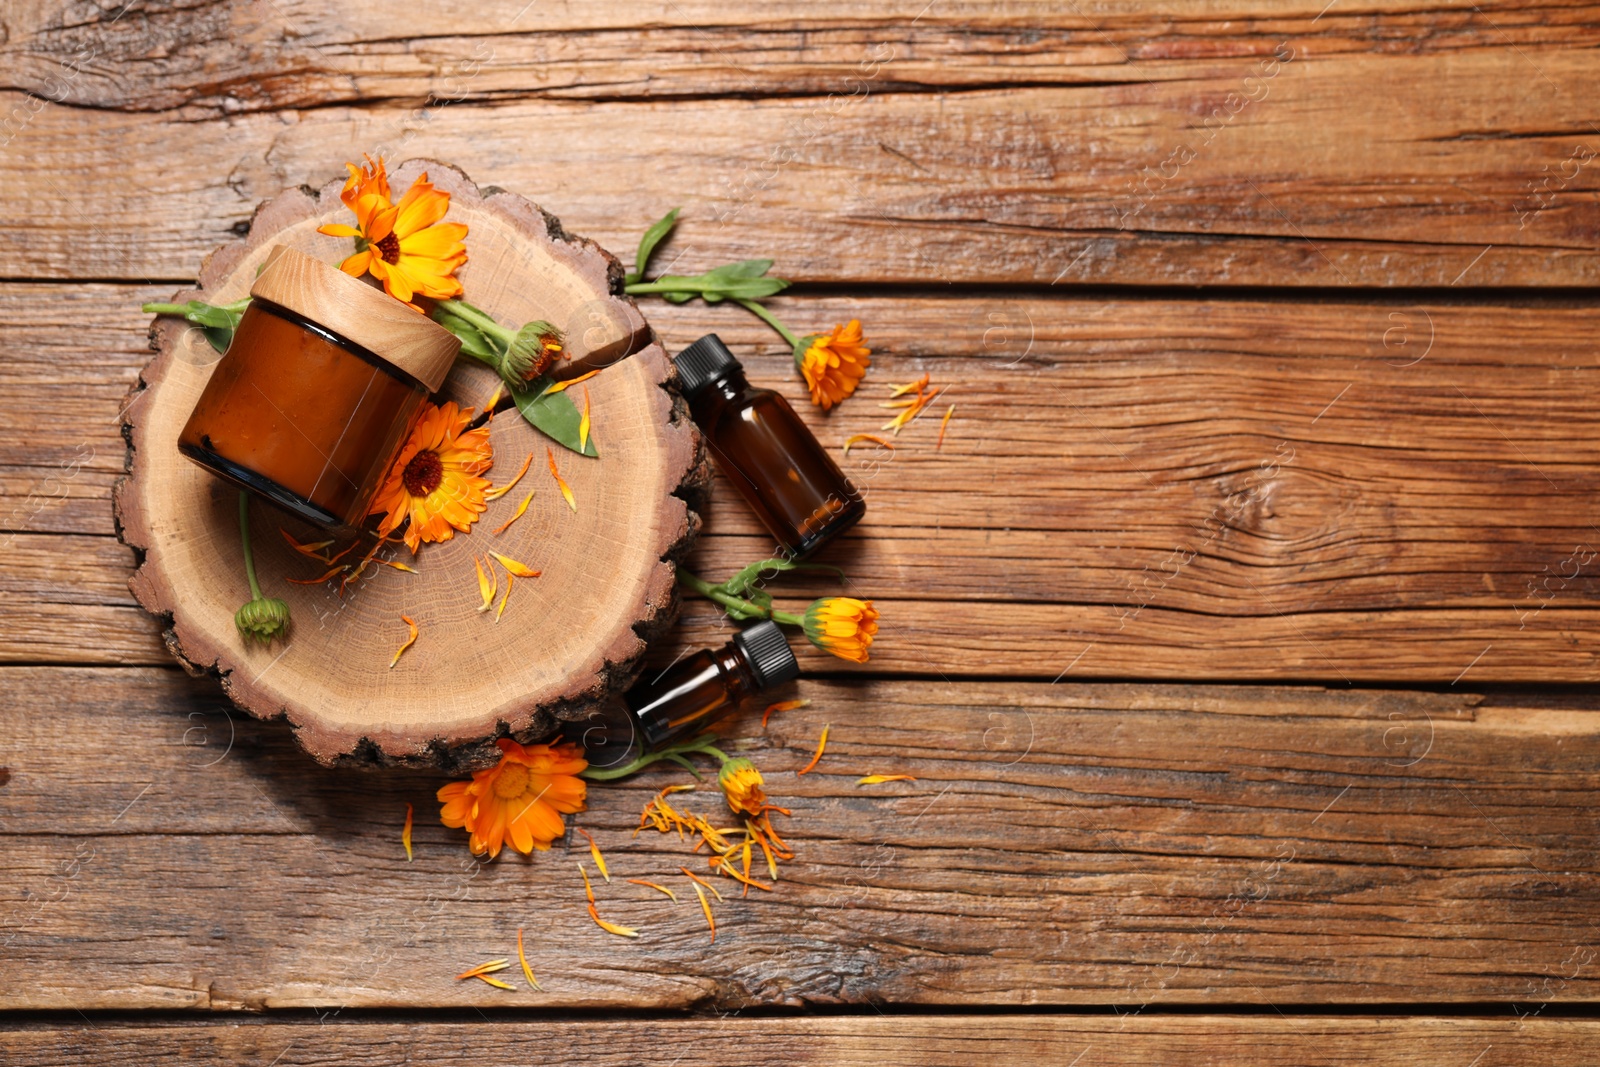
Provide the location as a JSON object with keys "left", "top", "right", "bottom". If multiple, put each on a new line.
{"left": 178, "top": 245, "right": 461, "bottom": 532}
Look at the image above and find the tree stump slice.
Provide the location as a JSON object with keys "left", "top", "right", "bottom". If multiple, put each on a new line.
{"left": 114, "top": 160, "right": 707, "bottom": 769}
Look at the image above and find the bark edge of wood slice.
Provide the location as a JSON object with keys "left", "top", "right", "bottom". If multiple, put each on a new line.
{"left": 113, "top": 159, "right": 710, "bottom": 770}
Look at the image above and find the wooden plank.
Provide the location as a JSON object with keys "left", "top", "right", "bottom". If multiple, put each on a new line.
{"left": 10, "top": 1, "right": 1600, "bottom": 108}
{"left": 4, "top": 1016, "right": 1600, "bottom": 1065}
{"left": 2, "top": 13, "right": 1598, "bottom": 286}
{"left": 3, "top": 667, "right": 1599, "bottom": 1009}
{"left": 7, "top": 285, "right": 1600, "bottom": 679}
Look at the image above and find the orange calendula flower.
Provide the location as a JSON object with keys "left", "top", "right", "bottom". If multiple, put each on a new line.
{"left": 436, "top": 739, "right": 588, "bottom": 859}
{"left": 796, "top": 319, "right": 871, "bottom": 410}
{"left": 717, "top": 757, "right": 770, "bottom": 818}
{"left": 369, "top": 401, "right": 493, "bottom": 554}
{"left": 801, "top": 597, "right": 879, "bottom": 663}
{"left": 318, "top": 161, "right": 467, "bottom": 306}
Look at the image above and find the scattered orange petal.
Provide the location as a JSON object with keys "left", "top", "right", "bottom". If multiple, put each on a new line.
{"left": 285, "top": 565, "right": 345, "bottom": 586}
{"left": 628, "top": 879, "right": 678, "bottom": 902}
{"left": 576, "top": 828, "right": 610, "bottom": 882}
{"left": 547, "top": 446, "right": 577, "bottom": 512}
{"left": 797, "top": 724, "right": 830, "bottom": 775}
{"left": 474, "top": 555, "right": 497, "bottom": 613}
{"left": 842, "top": 434, "right": 894, "bottom": 454}
{"left": 489, "top": 550, "right": 541, "bottom": 579}
{"left": 496, "top": 574, "right": 514, "bottom": 623}
{"left": 763, "top": 698, "right": 809, "bottom": 728}
{"left": 578, "top": 862, "right": 597, "bottom": 905}
{"left": 692, "top": 882, "right": 715, "bottom": 943}
{"left": 679, "top": 866, "right": 724, "bottom": 902}
{"left": 402, "top": 803, "right": 414, "bottom": 861}
{"left": 475, "top": 973, "right": 516, "bottom": 990}
{"left": 377, "top": 559, "right": 416, "bottom": 573}
{"left": 881, "top": 386, "right": 942, "bottom": 436}
{"left": 544, "top": 369, "right": 600, "bottom": 394}
{"left": 484, "top": 453, "right": 533, "bottom": 501}
{"left": 936, "top": 404, "right": 955, "bottom": 450}
{"left": 493, "top": 490, "right": 535, "bottom": 535}
{"left": 456, "top": 959, "right": 510, "bottom": 980}
{"left": 280, "top": 530, "right": 335, "bottom": 558}
{"left": 579, "top": 386, "right": 592, "bottom": 452}
{"left": 485, "top": 381, "right": 506, "bottom": 418}
{"left": 517, "top": 927, "right": 542, "bottom": 991}
{"left": 889, "top": 373, "right": 930, "bottom": 398}
{"left": 389, "top": 615, "right": 419, "bottom": 668}
{"left": 857, "top": 774, "right": 917, "bottom": 784}
{"left": 588, "top": 903, "right": 640, "bottom": 938}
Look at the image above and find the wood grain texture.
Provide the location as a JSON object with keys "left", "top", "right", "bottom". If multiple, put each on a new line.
{"left": 114, "top": 161, "right": 702, "bottom": 766}
{"left": 7, "top": 285, "right": 1600, "bottom": 680}
{"left": 4, "top": 1016, "right": 1600, "bottom": 1065}
{"left": 2, "top": 3, "right": 1598, "bottom": 286}
{"left": 3, "top": 667, "right": 1598, "bottom": 1009}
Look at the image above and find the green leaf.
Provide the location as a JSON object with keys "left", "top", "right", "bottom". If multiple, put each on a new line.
{"left": 515, "top": 383, "right": 599, "bottom": 457}
{"left": 629, "top": 207, "right": 681, "bottom": 285}
{"left": 145, "top": 299, "right": 251, "bottom": 353}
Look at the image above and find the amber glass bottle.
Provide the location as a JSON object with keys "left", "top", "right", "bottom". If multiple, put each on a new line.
{"left": 178, "top": 246, "right": 460, "bottom": 532}
{"left": 675, "top": 334, "right": 865, "bottom": 559}
{"left": 627, "top": 620, "right": 800, "bottom": 749}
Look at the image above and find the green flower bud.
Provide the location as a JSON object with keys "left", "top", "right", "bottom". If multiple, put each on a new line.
{"left": 500, "top": 321, "right": 564, "bottom": 387}
{"left": 235, "top": 596, "right": 291, "bottom": 644}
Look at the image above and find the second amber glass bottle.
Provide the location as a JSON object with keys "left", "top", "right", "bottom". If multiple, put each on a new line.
{"left": 675, "top": 334, "right": 865, "bottom": 559}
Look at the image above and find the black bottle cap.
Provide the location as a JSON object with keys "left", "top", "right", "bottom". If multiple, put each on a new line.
{"left": 674, "top": 334, "right": 741, "bottom": 399}
{"left": 733, "top": 619, "right": 800, "bottom": 689}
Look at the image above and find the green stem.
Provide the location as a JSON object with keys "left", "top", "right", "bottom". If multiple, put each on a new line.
{"left": 622, "top": 280, "right": 703, "bottom": 296}
{"left": 580, "top": 735, "right": 726, "bottom": 781}
{"left": 735, "top": 298, "right": 800, "bottom": 348}
{"left": 434, "top": 298, "right": 514, "bottom": 344}
{"left": 677, "top": 570, "right": 802, "bottom": 626}
{"left": 238, "top": 492, "right": 263, "bottom": 601}
{"left": 141, "top": 297, "right": 252, "bottom": 316}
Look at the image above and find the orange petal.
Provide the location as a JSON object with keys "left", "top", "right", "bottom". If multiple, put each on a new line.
{"left": 578, "top": 862, "right": 596, "bottom": 905}
{"left": 763, "top": 698, "right": 809, "bottom": 728}
{"left": 679, "top": 866, "right": 724, "bottom": 902}
{"left": 280, "top": 529, "right": 335, "bottom": 558}
{"left": 484, "top": 452, "right": 533, "bottom": 501}
{"left": 544, "top": 369, "right": 599, "bottom": 394}
{"left": 456, "top": 959, "right": 510, "bottom": 980}
{"left": 402, "top": 803, "right": 414, "bottom": 861}
{"left": 842, "top": 434, "right": 894, "bottom": 455}
{"left": 474, "top": 555, "right": 496, "bottom": 613}
{"left": 588, "top": 903, "right": 640, "bottom": 938}
{"left": 692, "top": 882, "right": 715, "bottom": 944}
{"left": 857, "top": 774, "right": 917, "bottom": 784}
{"left": 390, "top": 614, "right": 419, "bottom": 668}
{"left": 936, "top": 404, "right": 955, "bottom": 450}
{"left": 576, "top": 828, "right": 609, "bottom": 882}
{"left": 493, "top": 490, "right": 535, "bottom": 535}
{"left": 489, "top": 551, "right": 541, "bottom": 579}
{"left": 578, "top": 385, "right": 592, "bottom": 452}
{"left": 517, "top": 928, "right": 542, "bottom": 991}
{"left": 546, "top": 446, "right": 576, "bottom": 512}
{"left": 474, "top": 973, "right": 516, "bottom": 990}
{"left": 797, "top": 724, "right": 830, "bottom": 775}
{"left": 627, "top": 879, "right": 678, "bottom": 902}
{"left": 495, "top": 574, "right": 515, "bottom": 623}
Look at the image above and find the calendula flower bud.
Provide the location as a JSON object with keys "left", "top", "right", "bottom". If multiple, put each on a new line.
{"left": 717, "top": 756, "right": 768, "bottom": 817}
{"left": 499, "top": 321, "right": 564, "bottom": 387}
{"left": 235, "top": 596, "right": 291, "bottom": 644}
{"left": 801, "top": 596, "right": 879, "bottom": 663}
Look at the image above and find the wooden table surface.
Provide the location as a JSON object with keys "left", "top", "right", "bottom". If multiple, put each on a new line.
{"left": 4, "top": 2, "right": 1600, "bottom": 1063}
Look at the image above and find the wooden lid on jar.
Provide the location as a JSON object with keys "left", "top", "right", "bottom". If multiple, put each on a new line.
{"left": 250, "top": 245, "right": 461, "bottom": 393}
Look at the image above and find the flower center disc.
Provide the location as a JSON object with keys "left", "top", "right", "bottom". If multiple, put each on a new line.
{"left": 493, "top": 762, "right": 530, "bottom": 799}
{"left": 402, "top": 450, "right": 444, "bottom": 497}
{"left": 376, "top": 232, "right": 402, "bottom": 264}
